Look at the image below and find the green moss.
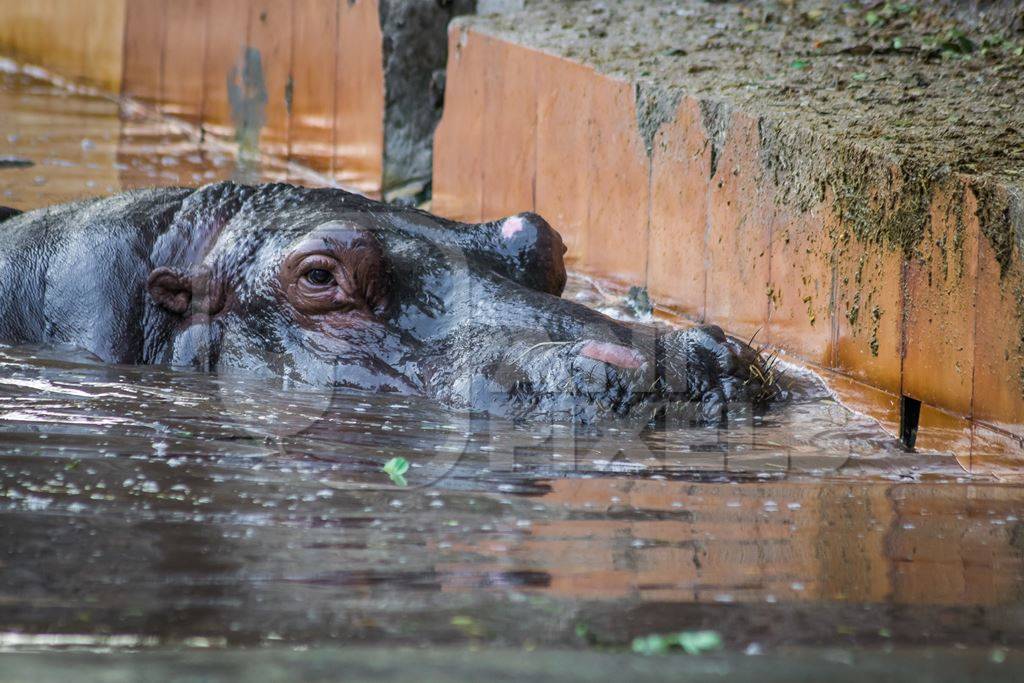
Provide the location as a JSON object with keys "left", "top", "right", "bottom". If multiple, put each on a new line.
{"left": 847, "top": 291, "right": 861, "bottom": 326}
{"left": 758, "top": 120, "right": 936, "bottom": 259}
{"left": 974, "top": 178, "right": 1015, "bottom": 278}
{"left": 869, "top": 305, "right": 883, "bottom": 357}
{"left": 830, "top": 155, "right": 933, "bottom": 257}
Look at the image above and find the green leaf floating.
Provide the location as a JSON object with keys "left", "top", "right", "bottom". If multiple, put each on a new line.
{"left": 383, "top": 457, "right": 410, "bottom": 486}
{"left": 631, "top": 630, "right": 722, "bottom": 655}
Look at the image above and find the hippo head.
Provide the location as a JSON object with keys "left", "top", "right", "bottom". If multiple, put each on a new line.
{"left": 145, "top": 182, "right": 775, "bottom": 424}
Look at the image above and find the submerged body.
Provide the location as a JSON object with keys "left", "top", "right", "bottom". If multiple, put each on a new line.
{"left": 0, "top": 183, "right": 774, "bottom": 423}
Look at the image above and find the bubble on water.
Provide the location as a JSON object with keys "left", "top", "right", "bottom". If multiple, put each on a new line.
{"left": 24, "top": 495, "right": 51, "bottom": 511}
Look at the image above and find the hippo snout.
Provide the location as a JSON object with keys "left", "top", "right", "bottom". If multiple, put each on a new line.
{"left": 476, "top": 325, "right": 774, "bottom": 424}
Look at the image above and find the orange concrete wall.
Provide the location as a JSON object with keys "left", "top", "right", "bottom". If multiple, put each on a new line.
{"left": 0, "top": 0, "right": 127, "bottom": 92}
{"left": 0, "top": 0, "right": 385, "bottom": 195}
{"left": 2, "top": 4, "right": 1020, "bottom": 459}
{"left": 121, "top": 0, "right": 384, "bottom": 195}
{"left": 433, "top": 25, "right": 1024, "bottom": 458}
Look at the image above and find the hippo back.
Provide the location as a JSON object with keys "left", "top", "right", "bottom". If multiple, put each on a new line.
{"left": 0, "top": 189, "right": 190, "bottom": 362}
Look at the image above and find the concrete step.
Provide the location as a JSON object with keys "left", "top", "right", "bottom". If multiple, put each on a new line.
{"left": 431, "top": 0, "right": 1024, "bottom": 447}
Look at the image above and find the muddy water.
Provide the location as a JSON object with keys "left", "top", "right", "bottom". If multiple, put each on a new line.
{"left": 0, "top": 64, "right": 1023, "bottom": 675}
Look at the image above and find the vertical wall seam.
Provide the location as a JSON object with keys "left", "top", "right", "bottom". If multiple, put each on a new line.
{"left": 157, "top": 0, "right": 167, "bottom": 112}
{"left": 118, "top": 0, "right": 131, "bottom": 97}
{"left": 283, "top": 0, "right": 296, "bottom": 162}
{"left": 968, "top": 185, "right": 980, "bottom": 463}
{"left": 286, "top": 0, "right": 297, "bottom": 162}
{"left": 967, "top": 184, "right": 979, "bottom": 423}
{"left": 197, "top": 0, "right": 211, "bottom": 133}
{"left": 766, "top": 220, "right": 773, "bottom": 337}
{"left": 701, "top": 124, "right": 712, "bottom": 322}
{"left": 898, "top": 256, "right": 907, "bottom": 400}
{"left": 477, "top": 31, "right": 489, "bottom": 221}
{"left": 583, "top": 66, "right": 595, "bottom": 278}
{"left": 530, "top": 49, "right": 538, "bottom": 213}
{"left": 329, "top": 0, "right": 341, "bottom": 180}
{"left": 643, "top": 145, "right": 652, "bottom": 286}
{"left": 829, "top": 233, "right": 840, "bottom": 370}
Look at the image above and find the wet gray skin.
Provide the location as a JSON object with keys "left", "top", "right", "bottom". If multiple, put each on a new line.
{"left": 0, "top": 182, "right": 772, "bottom": 424}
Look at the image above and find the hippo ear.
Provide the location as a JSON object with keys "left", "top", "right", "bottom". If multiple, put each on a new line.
{"left": 147, "top": 267, "right": 193, "bottom": 315}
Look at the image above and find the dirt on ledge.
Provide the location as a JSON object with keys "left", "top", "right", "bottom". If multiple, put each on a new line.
{"left": 464, "top": 0, "right": 1024, "bottom": 263}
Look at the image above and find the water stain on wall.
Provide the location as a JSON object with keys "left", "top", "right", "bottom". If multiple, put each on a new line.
{"left": 228, "top": 46, "right": 268, "bottom": 180}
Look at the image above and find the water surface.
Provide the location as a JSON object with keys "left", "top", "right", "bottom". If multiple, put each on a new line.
{"left": 0, "top": 61, "right": 1022, "bottom": 678}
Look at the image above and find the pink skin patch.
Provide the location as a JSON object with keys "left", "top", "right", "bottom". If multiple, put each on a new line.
{"left": 580, "top": 341, "right": 646, "bottom": 369}
{"left": 501, "top": 216, "right": 526, "bottom": 239}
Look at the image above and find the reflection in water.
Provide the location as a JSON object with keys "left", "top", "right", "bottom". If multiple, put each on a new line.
{"left": 1, "top": 329, "right": 1022, "bottom": 654}
{"left": 0, "top": 63, "right": 324, "bottom": 212}
{"left": 0, "top": 58, "right": 1022, "bottom": 665}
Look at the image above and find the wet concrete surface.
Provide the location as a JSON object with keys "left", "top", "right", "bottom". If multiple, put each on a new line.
{"left": 0, "top": 62, "right": 1023, "bottom": 680}
{"left": 0, "top": 647, "right": 1020, "bottom": 683}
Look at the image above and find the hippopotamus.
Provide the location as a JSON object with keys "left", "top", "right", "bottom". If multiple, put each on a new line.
{"left": 0, "top": 182, "right": 777, "bottom": 423}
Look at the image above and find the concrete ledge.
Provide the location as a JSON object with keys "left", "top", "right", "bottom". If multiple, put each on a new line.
{"left": 432, "top": 1, "right": 1024, "bottom": 444}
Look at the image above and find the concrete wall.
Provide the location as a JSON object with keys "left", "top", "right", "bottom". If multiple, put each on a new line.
{"left": 432, "top": 20, "right": 1024, "bottom": 459}
{"left": 0, "top": 0, "right": 470, "bottom": 198}
{"left": 1, "top": 0, "right": 1021, "bottom": 458}
{"left": 0, "top": 0, "right": 127, "bottom": 91}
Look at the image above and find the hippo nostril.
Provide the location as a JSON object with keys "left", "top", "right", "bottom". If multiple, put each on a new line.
{"left": 579, "top": 340, "right": 645, "bottom": 369}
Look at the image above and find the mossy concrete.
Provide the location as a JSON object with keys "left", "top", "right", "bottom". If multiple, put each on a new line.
{"left": 458, "top": 0, "right": 1023, "bottom": 268}
{"left": 449, "top": 0, "right": 1024, "bottom": 405}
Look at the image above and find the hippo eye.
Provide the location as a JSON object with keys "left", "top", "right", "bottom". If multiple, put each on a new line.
{"left": 304, "top": 268, "right": 335, "bottom": 286}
